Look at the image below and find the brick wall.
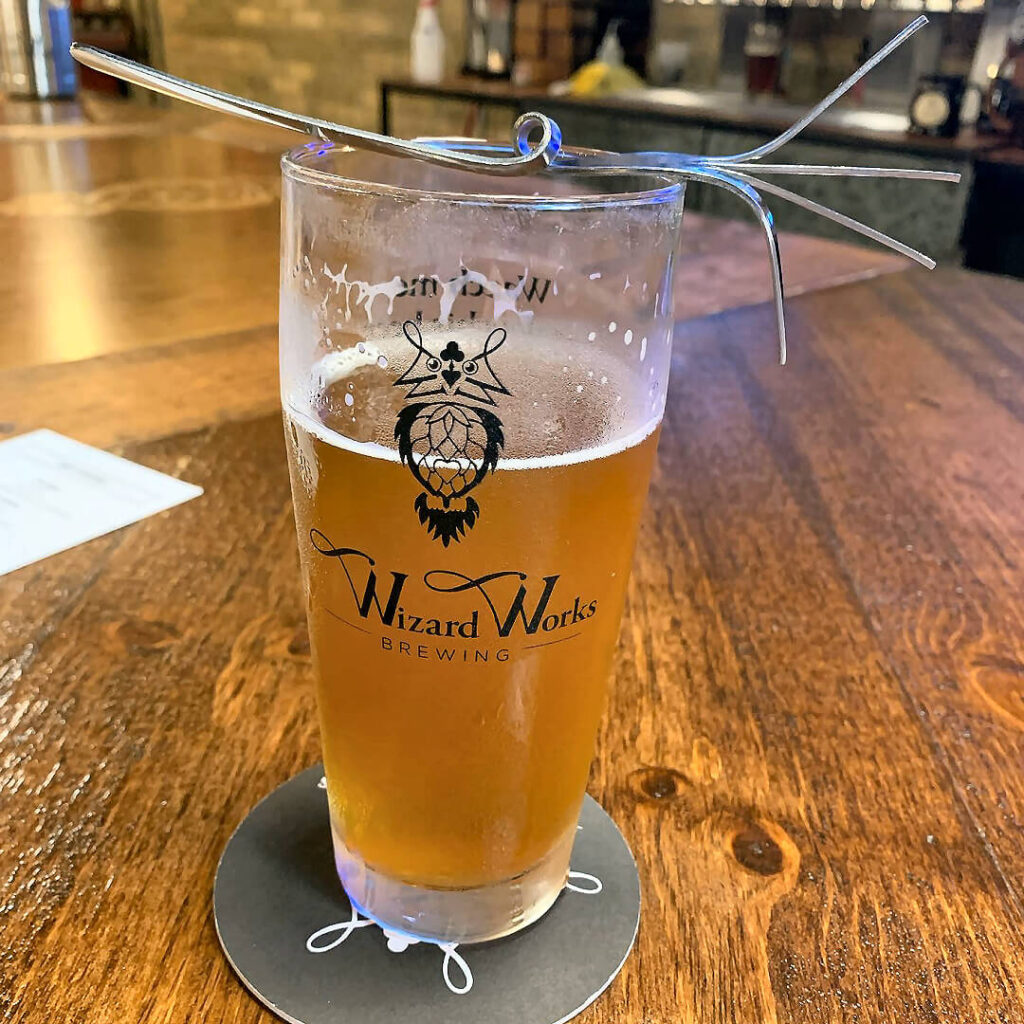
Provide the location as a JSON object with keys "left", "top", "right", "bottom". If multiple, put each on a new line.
{"left": 157, "top": 0, "right": 465, "bottom": 132}
{"left": 650, "top": 5, "right": 723, "bottom": 90}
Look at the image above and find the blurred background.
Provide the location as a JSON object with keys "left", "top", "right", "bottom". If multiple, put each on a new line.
{"left": 0, "top": 0, "right": 1022, "bottom": 275}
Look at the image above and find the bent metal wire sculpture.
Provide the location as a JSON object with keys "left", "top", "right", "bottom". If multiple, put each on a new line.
{"left": 72, "top": 16, "right": 955, "bottom": 363}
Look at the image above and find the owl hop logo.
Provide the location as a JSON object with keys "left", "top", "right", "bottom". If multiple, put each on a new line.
{"left": 393, "top": 320, "right": 510, "bottom": 546}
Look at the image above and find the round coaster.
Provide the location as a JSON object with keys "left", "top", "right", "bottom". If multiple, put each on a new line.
{"left": 214, "top": 765, "right": 640, "bottom": 1024}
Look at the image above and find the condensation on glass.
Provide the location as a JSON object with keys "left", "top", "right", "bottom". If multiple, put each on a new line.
{"left": 281, "top": 143, "right": 684, "bottom": 943}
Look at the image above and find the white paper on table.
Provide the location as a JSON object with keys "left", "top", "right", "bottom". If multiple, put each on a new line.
{"left": 0, "top": 429, "right": 203, "bottom": 577}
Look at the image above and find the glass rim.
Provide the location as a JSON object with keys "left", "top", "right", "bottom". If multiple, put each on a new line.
{"left": 280, "top": 141, "right": 685, "bottom": 209}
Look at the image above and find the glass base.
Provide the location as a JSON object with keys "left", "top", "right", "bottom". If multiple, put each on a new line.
{"left": 331, "top": 823, "right": 576, "bottom": 944}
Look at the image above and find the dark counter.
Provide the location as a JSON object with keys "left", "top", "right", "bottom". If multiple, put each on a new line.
{"left": 381, "top": 76, "right": 1001, "bottom": 159}
{"left": 382, "top": 78, "right": 1023, "bottom": 270}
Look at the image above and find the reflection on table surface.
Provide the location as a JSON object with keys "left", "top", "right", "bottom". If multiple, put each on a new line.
{"left": 0, "top": 94, "right": 908, "bottom": 374}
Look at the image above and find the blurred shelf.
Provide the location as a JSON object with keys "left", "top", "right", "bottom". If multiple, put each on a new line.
{"left": 381, "top": 76, "right": 1003, "bottom": 158}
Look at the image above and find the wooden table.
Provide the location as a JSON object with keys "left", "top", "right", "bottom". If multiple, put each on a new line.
{"left": 2, "top": 96, "right": 1024, "bottom": 1024}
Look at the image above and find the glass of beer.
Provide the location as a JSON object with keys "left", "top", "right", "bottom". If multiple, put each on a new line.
{"left": 280, "top": 142, "right": 684, "bottom": 943}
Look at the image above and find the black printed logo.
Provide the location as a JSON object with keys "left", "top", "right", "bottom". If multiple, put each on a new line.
{"left": 393, "top": 320, "right": 509, "bottom": 546}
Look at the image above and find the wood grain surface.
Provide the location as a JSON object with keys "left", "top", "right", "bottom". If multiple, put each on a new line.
{"left": 0, "top": 324, "right": 280, "bottom": 448}
{"left": 0, "top": 130, "right": 280, "bottom": 369}
{"left": 2, "top": 94, "right": 1022, "bottom": 1024}
{"left": 2, "top": 269, "right": 1023, "bottom": 1024}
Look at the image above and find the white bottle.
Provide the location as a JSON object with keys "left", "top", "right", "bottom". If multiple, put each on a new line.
{"left": 596, "top": 19, "right": 624, "bottom": 68}
{"left": 411, "top": 0, "right": 445, "bottom": 85}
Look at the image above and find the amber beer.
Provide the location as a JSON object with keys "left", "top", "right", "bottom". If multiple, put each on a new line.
{"left": 278, "top": 134, "right": 685, "bottom": 945}
{"left": 286, "top": 378, "right": 659, "bottom": 899}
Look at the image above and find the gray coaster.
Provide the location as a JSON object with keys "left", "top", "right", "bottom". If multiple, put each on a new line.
{"left": 214, "top": 764, "right": 640, "bottom": 1024}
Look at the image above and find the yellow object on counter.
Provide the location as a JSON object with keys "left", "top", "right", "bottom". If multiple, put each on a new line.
{"left": 565, "top": 61, "right": 645, "bottom": 98}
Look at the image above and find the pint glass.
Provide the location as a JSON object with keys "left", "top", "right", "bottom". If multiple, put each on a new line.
{"left": 280, "top": 143, "right": 684, "bottom": 943}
